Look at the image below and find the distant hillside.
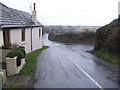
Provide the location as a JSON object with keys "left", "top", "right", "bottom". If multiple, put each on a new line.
{"left": 94, "top": 18, "right": 120, "bottom": 57}
{"left": 48, "top": 31, "right": 96, "bottom": 44}
{"left": 43, "top": 25, "right": 100, "bottom": 33}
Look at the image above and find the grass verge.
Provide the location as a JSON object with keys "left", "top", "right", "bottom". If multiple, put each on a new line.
{"left": 3, "top": 46, "right": 49, "bottom": 89}
{"left": 93, "top": 50, "right": 120, "bottom": 65}
{"left": 20, "top": 46, "right": 49, "bottom": 76}
{"left": 3, "top": 85, "right": 26, "bottom": 89}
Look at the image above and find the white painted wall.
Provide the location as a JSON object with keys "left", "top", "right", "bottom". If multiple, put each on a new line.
{"left": 10, "top": 28, "right": 31, "bottom": 53}
{"left": 32, "top": 27, "right": 43, "bottom": 51}
{"left": 10, "top": 29, "right": 21, "bottom": 45}
{"left": 0, "top": 30, "right": 3, "bottom": 46}
{"left": 22, "top": 28, "right": 31, "bottom": 53}
{"left": 10, "top": 27, "right": 43, "bottom": 53}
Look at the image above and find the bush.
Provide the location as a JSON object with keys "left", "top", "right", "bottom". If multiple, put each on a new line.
{"left": 6, "top": 50, "right": 25, "bottom": 66}
{"left": 19, "top": 46, "right": 25, "bottom": 49}
{"left": 1, "top": 42, "right": 11, "bottom": 49}
{"left": 13, "top": 46, "right": 26, "bottom": 57}
{"left": 0, "top": 45, "right": 10, "bottom": 49}
{"left": 6, "top": 50, "right": 24, "bottom": 59}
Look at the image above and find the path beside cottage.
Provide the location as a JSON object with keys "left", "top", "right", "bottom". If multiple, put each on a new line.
{"left": 34, "top": 33, "right": 119, "bottom": 88}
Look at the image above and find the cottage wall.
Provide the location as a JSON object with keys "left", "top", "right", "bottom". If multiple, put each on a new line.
{"left": 10, "top": 27, "right": 43, "bottom": 53}
{"left": 10, "top": 28, "right": 31, "bottom": 53}
{"left": 23, "top": 28, "right": 31, "bottom": 53}
{"left": 0, "top": 30, "right": 3, "bottom": 46}
{"left": 10, "top": 29, "right": 21, "bottom": 44}
{"left": 32, "top": 27, "right": 43, "bottom": 51}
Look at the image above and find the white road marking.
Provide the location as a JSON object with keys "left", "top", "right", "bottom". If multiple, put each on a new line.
{"left": 75, "top": 64, "right": 104, "bottom": 90}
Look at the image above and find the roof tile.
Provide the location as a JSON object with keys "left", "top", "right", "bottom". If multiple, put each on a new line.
{"left": 0, "top": 3, "right": 42, "bottom": 28}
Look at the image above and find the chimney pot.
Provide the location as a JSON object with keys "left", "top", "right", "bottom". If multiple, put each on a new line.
{"left": 33, "top": 3, "right": 36, "bottom": 11}
{"left": 32, "top": 3, "right": 37, "bottom": 25}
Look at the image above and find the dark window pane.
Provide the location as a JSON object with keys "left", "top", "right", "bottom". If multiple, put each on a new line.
{"left": 21, "top": 28, "right": 25, "bottom": 41}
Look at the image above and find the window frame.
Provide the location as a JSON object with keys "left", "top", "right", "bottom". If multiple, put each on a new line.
{"left": 39, "top": 28, "right": 41, "bottom": 37}
{"left": 21, "top": 28, "right": 25, "bottom": 42}
{"left": 3, "top": 30, "right": 11, "bottom": 45}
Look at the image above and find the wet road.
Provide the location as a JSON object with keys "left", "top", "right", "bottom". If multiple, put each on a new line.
{"left": 34, "top": 33, "right": 119, "bottom": 89}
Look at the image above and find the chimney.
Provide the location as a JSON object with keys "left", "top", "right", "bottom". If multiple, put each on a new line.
{"left": 32, "top": 3, "right": 37, "bottom": 25}
{"left": 118, "top": 1, "right": 120, "bottom": 18}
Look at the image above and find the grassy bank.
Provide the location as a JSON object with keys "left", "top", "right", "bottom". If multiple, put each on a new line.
{"left": 3, "top": 85, "right": 26, "bottom": 89}
{"left": 48, "top": 31, "right": 96, "bottom": 44}
{"left": 93, "top": 50, "right": 120, "bottom": 65}
{"left": 21, "top": 46, "right": 49, "bottom": 76}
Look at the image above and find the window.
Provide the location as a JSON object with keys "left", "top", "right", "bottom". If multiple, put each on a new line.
{"left": 21, "top": 28, "right": 25, "bottom": 41}
{"left": 39, "top": 28, "right": 41, "bottom": 37}
{"left": 3, "top": 30, "right": 11, "bottom": 46}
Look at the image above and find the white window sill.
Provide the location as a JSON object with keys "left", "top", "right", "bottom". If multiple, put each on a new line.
{"left": 21, "top": 41, "right": 26, "bottom": 45}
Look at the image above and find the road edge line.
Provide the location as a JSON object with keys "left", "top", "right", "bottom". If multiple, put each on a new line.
{"left": 75, "top": 64, "right": 104, "bottom": 90}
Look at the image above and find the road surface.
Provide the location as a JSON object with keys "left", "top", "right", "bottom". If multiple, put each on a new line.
{"left": 34, "top": 33, "right": 119, "bottom": 89}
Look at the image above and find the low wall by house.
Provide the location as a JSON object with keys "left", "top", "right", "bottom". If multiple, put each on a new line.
{"left": 0, "top": 69, "right": 6, "bottom": 86}
{"left": 0, "top": 49, "right": 11, "bottom": 63}
{"left": 6, "top": 57, "right": 26, "bottom": 76}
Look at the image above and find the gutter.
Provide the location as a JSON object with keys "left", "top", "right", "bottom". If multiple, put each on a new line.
{"left": 1, "top": 25, "right": 43, "bottom": 30}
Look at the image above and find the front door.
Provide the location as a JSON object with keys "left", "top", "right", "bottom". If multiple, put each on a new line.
{"left": 3, "top": 30, "right": 11, "bottom": 46}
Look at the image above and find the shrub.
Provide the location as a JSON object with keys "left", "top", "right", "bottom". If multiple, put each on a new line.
{"left": 0, "top": 45, "right": 10, "bottom": 49}
{"left": 6, "top": 50, "right": 25, "bottom": 66}
{"left": 19, "top": 46, "right": 25, "bottom": 49}
{"left": 19, "top": 46, "right": 26, "bottom": 57}
{"left": 6, "top": 50, "right": 24, "bottom": 59}
{"left": 13, "top": 46, "right": 26, "bottom": 57}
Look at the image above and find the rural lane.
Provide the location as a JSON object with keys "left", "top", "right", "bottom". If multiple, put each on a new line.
{"left": 34, "top": 33, "right": 119, "bottom": 89}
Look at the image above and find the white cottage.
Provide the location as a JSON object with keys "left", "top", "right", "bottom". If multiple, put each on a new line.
{"left": 0, "top": 3, "right": 43, "bottom": 53}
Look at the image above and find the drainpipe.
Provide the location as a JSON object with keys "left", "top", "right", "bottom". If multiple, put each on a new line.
{"left": 31, "top": 28, "right": 33, "bottom": 51}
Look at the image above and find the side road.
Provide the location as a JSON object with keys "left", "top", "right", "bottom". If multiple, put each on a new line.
{"left": 3, "top": 46, "right": 49, "bottom": 88}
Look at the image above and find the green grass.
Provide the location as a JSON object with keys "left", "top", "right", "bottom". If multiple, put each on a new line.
{"left": 94, "top": 50, "right": 120, "bottom": 65}
{"left": 20, "top": 46, "right": 49, "bottom": 76}
{"left": 3, "top": 85, "right": 26, "bottom": 89}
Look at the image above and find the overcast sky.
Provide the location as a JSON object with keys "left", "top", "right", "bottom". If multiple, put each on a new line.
{"left": 0, "top": 0, "right": 119, "bottom": 26}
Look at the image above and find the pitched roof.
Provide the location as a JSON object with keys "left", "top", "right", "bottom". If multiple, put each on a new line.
{"left": 0, "top": 3, "right": 42, "bottom": 29}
